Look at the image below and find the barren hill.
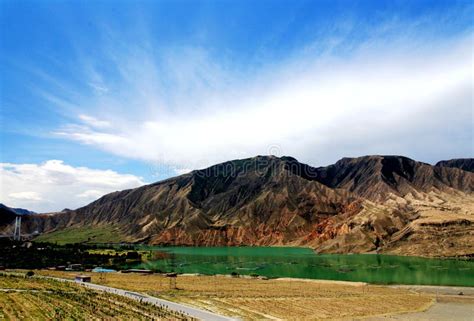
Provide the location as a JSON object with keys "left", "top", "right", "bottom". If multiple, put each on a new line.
{"left": 312, "top": 156, "right": 472, "bottom": 200}
{"left": 3, "top": 155, "right": 473, "bottom": 257}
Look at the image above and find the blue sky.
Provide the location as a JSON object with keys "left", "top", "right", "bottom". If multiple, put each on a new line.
{"left": 1, "top": 0, "right": 473, "bottom": 212}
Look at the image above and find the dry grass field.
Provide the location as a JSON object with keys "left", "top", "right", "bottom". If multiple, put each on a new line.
{"left": 0, "top": 273, "right": 191, "bottom": 320}
{"left": 35, "top": 270, "right": 434, "bottom": 320}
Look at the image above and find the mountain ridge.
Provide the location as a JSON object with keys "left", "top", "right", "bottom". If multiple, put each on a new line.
{"left": 2, "top": 155, "right": 473, "bottom": 257}
{"left": 436, "top": 158, "right": 474, "bottom": 173}
{"left": 0, "top": 203, "right": 36, "bottom": 216}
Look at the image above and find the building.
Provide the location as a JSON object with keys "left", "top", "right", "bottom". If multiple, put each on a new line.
{"left": 75, "top": 275, "right": 91, "bottom": 283}
{"left": 66, "top": 264, "right": 83, "bottom": 271}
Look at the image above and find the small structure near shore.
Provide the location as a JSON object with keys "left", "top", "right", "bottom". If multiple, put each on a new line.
{"left": 66, "top": 264, "right": 83, "bottom": 271}
{"left": 75, "top": 275, "right": 91, "bottom": 283}
{"left": 92, "top": 267, "right": 116, "bottom": 273}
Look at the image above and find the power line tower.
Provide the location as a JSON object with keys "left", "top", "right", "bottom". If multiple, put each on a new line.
{"left": 13, "top": 216, "right": 21, "bottom": 241}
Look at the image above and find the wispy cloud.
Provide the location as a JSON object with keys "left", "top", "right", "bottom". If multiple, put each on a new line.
{"left": 49, "top": 30, "right": 472, "bottom": 169}
{"left": 0, "top": 160, "right": 145, "bottom": 212}
{"left": 16, "top": 5, "right": 469, "bottom": 171}
{"left": 3, "top": 2, "right": 471, "bottom": 212}
{"left": 78, "top": 114, "right": 111, "bottom": 129}
{"left": 9, "top": 191, "right": 43, "bottom": 201}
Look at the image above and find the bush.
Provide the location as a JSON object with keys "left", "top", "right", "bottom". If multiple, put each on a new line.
{"left": 26, "top": 271, "right": 35, "bottom": 277}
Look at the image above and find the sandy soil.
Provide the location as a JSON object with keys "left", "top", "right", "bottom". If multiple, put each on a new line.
{"left": 367, "top": 300, "right": 473, "bottom": 321}
{"left": 366, "top": 285, "right": 474, "bottom": 321}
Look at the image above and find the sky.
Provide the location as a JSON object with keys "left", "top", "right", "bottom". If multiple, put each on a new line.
{"left": 0, "top": 0, "right": 473, "bottom": 212}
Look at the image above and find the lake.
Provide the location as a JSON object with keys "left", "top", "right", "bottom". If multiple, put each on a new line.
{"left": 135, "top": 246, "right": 474, "bottom": 286}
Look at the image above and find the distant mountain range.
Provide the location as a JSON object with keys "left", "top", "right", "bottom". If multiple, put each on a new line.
{"left": 1, "top": 155, "right": 472, "bottom": 257}
{"left": 0, "top": 206, "right": 18, "bottom": 226}
{"left": 0, "top": 204, "right": 36, "bottom": 215}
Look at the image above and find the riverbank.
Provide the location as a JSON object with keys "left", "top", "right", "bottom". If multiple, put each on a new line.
{"left": 367, "top": 296, "right": 474, "bottom": 321}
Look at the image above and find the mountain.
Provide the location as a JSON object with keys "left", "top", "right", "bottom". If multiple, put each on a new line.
{"left": 312, "top": 156, "right": 472, "bottom": 200}
{"left": 0, "top": 204, "right": 36, "bottom": 216}
{"left": 0, "top": 206, "right": 17, "bottom": 227}
{"left": 3, "top": 155, "right": 473, "bottom": 257}
{"left": 0, "top": 205, "right": 43, "bottom": 238}
{"left": 308, "top": 156, "right": 473, "bottom": 256}
{"left": 436, "top": 158, "right": 474, "bottom": 173}
{"left": 32, "top": 156, "right": 356, "bottom": 245}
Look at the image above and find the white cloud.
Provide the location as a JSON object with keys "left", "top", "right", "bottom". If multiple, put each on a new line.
{"left": 53, "top": 33, "right": 473, "bottom": 169}
{"left": 173, "top": 168, "right": 193, "bottom": 175}
{"left": 77, "top": 189, "right": 106, "bottom": 199}
{"left": 9, "top": 192, "right": 43, "bottom": 201}
{"left": 0, "top": 160, "right": 145, "bottom": 213}
{"left": 78, "top": 114, "right": 111, "bottom": 128}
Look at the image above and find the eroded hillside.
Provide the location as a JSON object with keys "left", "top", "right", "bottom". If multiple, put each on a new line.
{"left": 3, "top": 155, "right": 473, "bottom": 257}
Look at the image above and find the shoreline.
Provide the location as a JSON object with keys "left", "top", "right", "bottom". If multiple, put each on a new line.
{"left": 218, "top": 274, "right": 474, "bottom": 291}
{"left": 96, "top": 243, "right": 474, "bottom": 260}
{"left": 152, "top": 269, "right": 474, "bottom": 288}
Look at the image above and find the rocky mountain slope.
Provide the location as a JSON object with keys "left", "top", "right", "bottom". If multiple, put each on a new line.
{"left": 312, "top": 156, "right": 472, "bottom": 200}
{"left": 2, "top": 155, "right": 473, "bottom": 257}
{"left": 436, "top": 158, "right": 474, "bottom": 172}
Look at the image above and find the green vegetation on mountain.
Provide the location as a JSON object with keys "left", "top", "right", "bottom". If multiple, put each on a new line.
{"left": 34, "top": 225, "right": 125, "bottom": 245}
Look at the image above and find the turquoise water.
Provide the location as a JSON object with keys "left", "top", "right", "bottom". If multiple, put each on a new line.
{"left": 135, "top": 247, "right": 474, "bottom": 286}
